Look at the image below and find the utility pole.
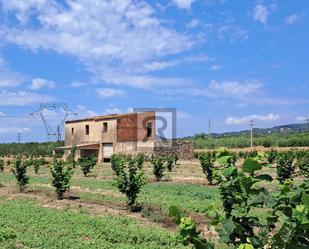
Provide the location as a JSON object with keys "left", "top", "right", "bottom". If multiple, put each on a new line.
{"left": 17, "top": 132, "right": 22, "bottom": 144}
{"left": 208, "top": 116, "right": 211, "bottom": 136}
{"left": 249, "top": 120, "right": 255, "bottom": 148}
{"left": 305, "top": 118, "right": 309, "bottom": 130}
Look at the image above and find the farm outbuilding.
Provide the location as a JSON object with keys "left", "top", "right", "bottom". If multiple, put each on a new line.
{"left": 57, "top": 111, "right": 156, "bottom": 162}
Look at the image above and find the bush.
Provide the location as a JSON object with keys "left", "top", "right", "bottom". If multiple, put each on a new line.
{"left": 266, "top": 149, "right": 278, "bottom": 164}
{"left": 152, "top": 157, "right": 165, "bottom": 181}
{"left": 276, "top": 152, "right": 295, "bottom": 184}
{"left": 111, "top": 154, "right": 125, "bottom": 176}
{"left": 166, "top": 156, "right": 175, "bottom": 172}
{"left": 12, "top": 156, "right": 29, "bottom": 192}
{"left": 296, "top": 155, "right": 309, "bottom": 177}
{"left": 80, "top": 156, "right": 97, "bottom": 176}
{"left": 135, "top": 153, "right": 145, "bottom": 170}
{"left": 198, "top": 152, "right": 215, "bottom": 185}
{"left": 0, "top": 159, "right": 4, "bottom": 172}
{"left": 50, "top": 160, "right": 73, "bottom": 199}
{"left": 113, "top": 158, "right": 146, "bottom": 210}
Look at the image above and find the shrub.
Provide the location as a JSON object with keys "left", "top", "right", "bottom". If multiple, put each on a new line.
{"left": 152, "top": 157, "right": 165, "bottom": 181}
{"left": 135, "top": 153, "right": 145, "bottom": 169}
{"left": 12, "top": 156, "right": 29, "bottom": 192}
{"left": 166, "top": 156, "right": 175, "bottom": 172}
{"left": 50, "top": 160, "right": 73, "bottom": 199}
{"left": 276, "top": 152, "right": 295, "bottom": 183}
{"left": 113, "top": 158, "right": 146, "bottom": 210}
{"left": 266, "top": 149, "right": 278, "bottom": 164}
{"left": 168, "top": 206, "right": 214, "bottom": 249}
{"left": 0, "top": 159, "right": 4, "bottom": 172}
{"left": 198, "top": 152, "right": 215, "bottom": 185}
{"left": 111, "top": 154, "right": 125, "bottom": 176}
{"left": 296, "top": 155, "right": 309, "bottom": 177}
{"left": 80, "top": 156, "right": 97, "bottom": 176}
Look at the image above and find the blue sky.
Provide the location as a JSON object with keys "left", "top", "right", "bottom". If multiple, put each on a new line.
{"left": 0, "top": 0, "right": 308, "bottom": 142}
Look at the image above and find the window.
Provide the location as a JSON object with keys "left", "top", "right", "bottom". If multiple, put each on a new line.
{"left": 103, "top": 122, "right": 108, "bottom": 133}
{"left": 71, "top": 127, "right": 74, "bottom": 135}
{"left": 147, "top": 122, "right": 153, "bottom": 138}
{"left": 85, "top": 125, "right": 89, "bottom": 135}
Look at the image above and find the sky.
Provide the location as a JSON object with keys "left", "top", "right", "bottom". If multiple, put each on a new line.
{"left": 0, "top": 0, "right": 308, "bottom": 142}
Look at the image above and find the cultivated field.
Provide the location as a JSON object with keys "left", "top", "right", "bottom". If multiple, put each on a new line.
{"left": 0, "top": 150, "right": 308, "bottom": 248}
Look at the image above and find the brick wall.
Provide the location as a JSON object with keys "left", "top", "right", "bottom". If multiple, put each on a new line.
{"left": 117, "top": 112, "right": 156, "bottom": 142}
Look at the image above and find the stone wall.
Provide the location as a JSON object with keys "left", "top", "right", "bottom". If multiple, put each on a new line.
{"left": 154, "top": 140, "right": 194, "bottom": 160}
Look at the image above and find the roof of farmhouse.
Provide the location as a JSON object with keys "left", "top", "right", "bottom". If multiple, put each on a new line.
{"left": 65, "top": 111, "right": 155, "bottom": 124}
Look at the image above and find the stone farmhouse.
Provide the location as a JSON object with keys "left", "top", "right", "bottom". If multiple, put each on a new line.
{"left": 58, "top": 111, "right": 156, "bottom": 162}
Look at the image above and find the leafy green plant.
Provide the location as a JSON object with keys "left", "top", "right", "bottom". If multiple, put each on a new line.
{"left": 113, "top": 158, "right": 146, "bottom": 210}
{"left": 296, "top": 155, "right": 309, "bottom": 177}
{"left": 152, "top": 157, "right": 165, "bottom": 181}
{"left": 70, "top": 144, "right": 77, "bottom": 168}
{"left": 135, "top": 153, "right": 145, "bottom": 170}
{"left": 276, "top": 152, "right": 295, "bottom": 183}
{"left": 12, "top": 156, "right": 29, "bottom": 192}
{"left": 0, "top": 159, "right": 4, "bottom": 172}
{"left": 166, "top": 156, "right": 175, "bottom": 172}
{"left": 80, "top": 156, "right": 97, "bottom": 176}
{"left": 271, "top": 180, "right": 309, "bottom": 248}
{"left": 198, "top": 152, "right": 215, "bottom": 185}
{"left": 50, "top": 160, "right": 73, "bottom": 199}
{"left": 213, "top": 153, "right": 276, "bottom": 248}
{"left": 266, "top": 149, "right": 278, "bottom": 164}
{"left": 168, "top": 205, "right": 214, "bottom": 249}
{"left": 111, "top": 154, "right": 125, "bottom": 176}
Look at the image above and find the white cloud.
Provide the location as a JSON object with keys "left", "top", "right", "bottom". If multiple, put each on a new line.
{"left": 253, "top": 4, "right": 268, "bottom": 24}
{"left": 104, "top": 107, "right": 123, "bottom": 115}
{"left": 186, "top": 18, "right": 199, "bottom": 28}
{"left": 30, "top": 78, "right": 56, "bottom": 90}
{"left": 1, "top": 0, "right": 193, "bottom": 89}
{"left": 0, "top": 57, "right": 25, "bottom": 87}
{"left": 285, "top": 14, "right": 298, "bottom": 24}
{"left": 0, "top": 127, "right": 32, "bottom": 134}
{"left": 226, "top": 113, "right": 280, "bottom": 125}
{"left": 96, "top": 88, "right": 126, "bottom": 98}
{"left": 171, "top": 0, "right": 195, "bottom": 10}
{"left": 295, "top": 116, "right": 309, "bottom": 122}
{"left": 210, "top": 64, "right": 220, "bottom": 71}
{"left": 186, "top": 80, "right": 263, "bottom": 98}
{"left": 70, "top": 81, "right": 86, "bottom": 88}
{"left": 0, "top": 90, "right": 54, "bottom": 106}
{"left": 75, "top": 105, "right": 98, "bottom": 118}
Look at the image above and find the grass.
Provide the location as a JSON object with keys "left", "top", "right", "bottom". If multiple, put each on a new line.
{"left": 0, "top": 197, "right": 188, "bottom": 249}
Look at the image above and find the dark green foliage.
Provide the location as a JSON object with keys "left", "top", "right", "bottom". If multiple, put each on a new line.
{"left": 110, "top": 154, "right": 125, "bottom": 176}
{"left": 276, "top": 152, "right": 295, "bottom": 183}
{"left": 0, "top": 159, "right": 4, "bottom": 172}
{"left": 113, "top": 158, "right": 146, "bottom": 210}
{"left": 213, "top": 154, "right": 275, "bottom": 248}
{"left": 152, "top": 157, "right": 165, "bottom": 181}
{"left": 271, "top": 181, "right": 309, "bottom": 248}
{"left": 80, "top": 156, "right": 97, "bottom": 176}
{"left": 175, "top": 155, "right": 179, "bottom": 165}
{"left": 296, "top": 155, "right": 309, "bottom": 177}
{"left": 198, "top": 152, "right": 215, "bottom": 185}
{"left": 12, "top": 156, "right": 29, "bottom": 192}
{"left": 50, "top": 160, "right": 73, "bottom": 199}
{"left": 135, "top": 153, "right": 145, "bottom": 169}
{"left": 168, "top": 206, "right": 214, "bottom": 249}
{"left": 191, "top": 132, "right": 309, "bottom": 149}
{"left": 266, "top": 149, "right": 278, "bottom": 164}
{"left": 166, "top": 156, "right": 175, "bottom": 172}
{"left": 70, "top": 144, "right": 77, "bottom": 168}
{"left": 0, "top": 141, "right": 64, "bottom": 157}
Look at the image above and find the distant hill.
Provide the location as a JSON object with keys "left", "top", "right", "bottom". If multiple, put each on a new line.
{"left": 184, "top": 123, "right": 309, "bottom": 139}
